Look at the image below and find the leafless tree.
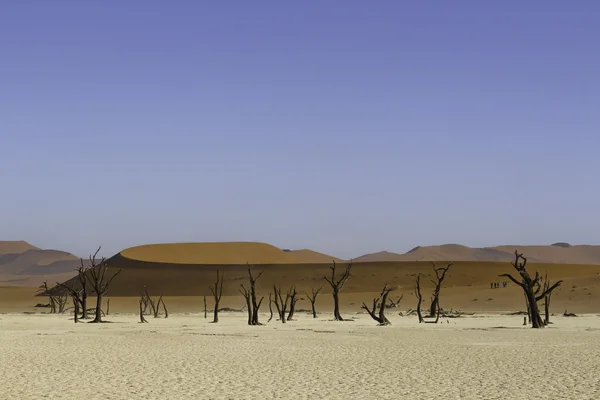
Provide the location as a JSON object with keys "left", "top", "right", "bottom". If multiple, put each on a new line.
{"left": 268, "top": 293, "right": 274, "bottom": 322}
{"left": 273, "top": 285, "right": 291, "bottom": 323}
{"left": 162, "top": 297, "right": 169, "bottom": 318}
{"left": 304, "top": 286, "right": 323, "bottom": 318}
{"left": 361, "top": 284, "right": 394, "bottom": 325}
{"left": 428, "top": 262, "right": 452, "bottom": 318}
{"left": 239, "top": 286, "right": 252, "bottom": 325}
{"left": 208, "top": 269, "right": 224, "bottom": 323}
{"left": 541, "top": 272, "right": 555, "bottom": 325}
{"left": 203, "top": 296, "right": 207, "bottom": 319}
{"left": 85, "top": 246, "right": 122, "bottom": 323}
{"left": 76, "top": 260, "right": 90, "bottom": 319}
{"left": 106, "top": 298, "right": 111, "bottom": 316}
{"left": 499, "top": 251, "right": 562, "bottom": 328}
{"left": 386, "top": 294, "right": 404, "bottom": 309}
{"left": 140, "top": 287, "right": 167, "bottom": 318}
{"left": 56, "top": 280, "right": 83, "bottom": 322}
{"left": 38, "top": 281, "right": 57, "bottom": 313}
{"left": 286, "top": 287, "right": 301, "bottom": 321}
{"left": 323, "top": 260, "right": 352, "bottom": 321}
{"left": 139, "top": 295, "right": 148, "bottom": 323}
{"left": 414, "top": 274, "right": 424, "bottom": 323}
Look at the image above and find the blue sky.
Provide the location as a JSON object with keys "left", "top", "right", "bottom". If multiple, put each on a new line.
{"left": 1, "top": 2, "right": 599, "bottom": 259}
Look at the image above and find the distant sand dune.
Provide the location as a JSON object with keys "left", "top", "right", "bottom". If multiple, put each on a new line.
{"left": 0, "top": 240, "right": 39, "bottom": 255}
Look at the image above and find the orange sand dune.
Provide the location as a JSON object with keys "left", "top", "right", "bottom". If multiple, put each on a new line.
{"left": 0, "top": 240, "right": 39, "bottom": 255}
{"left": 121, "top": 242, "right": 305, "bottom": 265}
{"left": 355, "top": 243, "right": 600, "bottom": 264}
{"left": 288, "top": 249, "right": 344, "bottom": 263}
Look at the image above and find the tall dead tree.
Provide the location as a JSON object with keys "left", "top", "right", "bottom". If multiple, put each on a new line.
{"left": 361, "top": 284, "right": 394, "bottom": 326}
{"left": 429, "top": 262, "right": 452, "bottom": 318}
{"left": 268, "top": 293, "right": 274, "bottom": 322}
{"left": 323, "top": 260, "right": 352, "bottom": 321}
{"left": 208, "top": 269, "right": 224, "bottom": 323}
{"left": 414, "top": 274, "right": 424, "bottom": 323}
{"left": 139, "top": 295, "right": 148, "bottom": 323}
{"left": 56, "top": 280, "right": 84, "bottom": 322}
{"left": 247, "top": 266, "right": 264, "bottom": 325}
{"left": 203, "top": 296, "right": 207, "bottom": 319}
{"left": 286, "top": 287, "right": 300, "bottom": 321}
{"left": 273, "top": 285, "right": 291, "bottom": 323}
{"left": 239, "top": 286, "right": 253, "bottom": 325}
{"left": 76, "top": 260, "right": 90, "bottom": 319}
{"left": 304, "top": 286, "right": 323, "bottom": 318}
{"left": 542, "top": 272, "right": 555, "bottom": 325}
{"left": 86, "top": 246, "right": 122, "bottom": 323}
{"left": 38, "top": 281, "right": 57, "bottom": 313}
{"left": 499, "top": 251, "right": 562, "bottom": 329}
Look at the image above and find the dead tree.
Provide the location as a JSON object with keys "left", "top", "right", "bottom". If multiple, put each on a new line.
{"left": 139, "top": 296, "right": 148, "bottom": 323}
{"left": 286, "top": 287, "right": 300, "bottom": 321}
{"left": 386, "top": 294, "right": 404, "bottom": 309}
{"left": 323, "top": 260, "right": 352, "bottom": 321}
{"left": 361, "top": 284, "right": 394, "bottom": 325}
{"left": 542, "top": 272, "right": 555, "bottom": 325}
{"left": 304, "top": 286, "right": 323, "bottom": 318}
{"left": 162, "top": 298, "right": 169, "bottom": 318}
{"left": 268, "top": 293, "right": 274, "bottom": 322}
{"left": 499, "top": 251, "right": 562, "bottom": 328}
{"left": 248, "top": 266, "right": 264, "bottom": 325}
{"left": 414, "top": 274, "right": 424, "bottom": 323}
{"left": 38, "top": 281, "right": 57, "bottom": 313}
{"left": 56, "top": 280, "right": 84, "bottom": 322}
{"left": 76, "top": 260, "right": 90, "bottom": 319}
{"left": 208, "top": 269, "right": 224, "bottom": 323}
{"left": 85, "top": 246, "right": 122, "bottom": 323}
{"left": 429, "top": 262, "right": 452, "bottom": 318}
{"left": 239, "top": 286, "right": 253, "bottom": 325}
{"left": 106, "top": 298, "right": 110, "bottom": 316}
{"left": 203, "top": 296, "right": 207, "bottom": 319}
{"left": 273, "top": 285, "right": 292, "bottom": 323}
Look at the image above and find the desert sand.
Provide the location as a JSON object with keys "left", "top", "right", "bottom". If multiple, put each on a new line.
{"left": 1, "top": 312, "right": 599, "bottom": 399}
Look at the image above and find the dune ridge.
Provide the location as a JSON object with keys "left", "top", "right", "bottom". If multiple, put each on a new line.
{"left": 354, "top": 243, "right": 600, "bottom": 264}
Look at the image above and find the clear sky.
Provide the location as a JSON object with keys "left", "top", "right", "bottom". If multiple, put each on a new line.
{"left": 1, "top": 2, "right": 599, "bottom": 259}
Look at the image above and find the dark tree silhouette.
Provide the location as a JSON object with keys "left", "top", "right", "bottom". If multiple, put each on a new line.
{"left": 239, "top": 266, "right": 264, "bottom": 325}
{"left": 273, "top": 285, "right": 291, "bottom": 323}
{"left": 76, "top": 260, "right": 90, "bottom": 319}
{"left": 286, "top": 286, "right": 300, "bottom": 321}
{"left": 361, "top": 284, "right": 394, "bottom": 325}
{"left": 208, "top": 269, "right": 224, "bottom": 323}
{"left": 428, "top": 262, "right": 452, "bottom": 318}
{"left": 139, "top": 295, "right": 148, "bottom": 323}
{"left": 323, "top": 260, "right": 352, "bottom": 321}
{"left": 38, "top": 281, "right": 57, "bottom": 313}
{"left": 56, "top": 280, "right": 83, "bottom": 322}
{"left": 304, "top": 286, "right": 323, "bottom": 318}
{"left": 86, "top": 246, "right": 122, "bottom": 323}
{"left": 203, "top": 296, "right": 207, "bottom": 319}
{"left": 499, "top": 251, "right": 562, "bottom": 328}
{"left": 414, "top": 274, "right": 424, "bottom": 323}
{"left": 268, "top": 293, "right": 274, "bottom": 322}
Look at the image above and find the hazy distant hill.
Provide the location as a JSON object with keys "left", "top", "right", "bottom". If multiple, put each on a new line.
{"left": 0, "top": 241, "right": 79, "bottom": 287}
{"left": 354, "top": 243, "right": 600, "bottom": 264}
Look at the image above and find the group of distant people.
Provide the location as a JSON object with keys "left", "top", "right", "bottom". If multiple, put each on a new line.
{"left": 491, "top": 281, "right": 507, "bottom": 289}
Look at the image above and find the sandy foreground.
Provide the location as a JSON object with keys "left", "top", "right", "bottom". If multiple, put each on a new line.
{"left": 1, "top": 312, "right": 599, "bottom": 400}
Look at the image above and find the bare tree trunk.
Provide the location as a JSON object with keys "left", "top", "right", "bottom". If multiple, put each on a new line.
{"left": 324, "top": 261, "right": 352, "bottom": 321}
{"left": 139, "top": 299, "right": 148, "bottom": 323}
{"left": 92, "top": 295, "right": 103, "bottom": 323}
{"left": 287, "top": 287, "right": 299, "bottom": 321}
{"left": 162, "top": 298, "right": 168, "bottom": 318}
{"left": 106, "top": 298, "right": 110, "bottom": 316}
{"left": 500, "top": 251, "right": 562, "bottom": 329}
{"left": 268, "top": 293, "right": 274, "bottom": 322}
{"left": 203, "top": 296, "right": 207, "bottom": 319}
{"left": 85, "top": 246, "right": 122, "bottom": 324}
{"left": 73, "top": 297, "right": 79, "bottom": 323}
{"left": 428, "top": 262, "right": 452, "bottom": 318}
{"left": 362, "top": 284, "right": 394, "bottom": 325}
{"left": 415, "top": 274, "right": 424, "bottom": 323}
{"left": 209, "top": 269, "right": 224, "bottom": 323}
{"left": 304, "top": 287, "right": 322, "bottom": 319}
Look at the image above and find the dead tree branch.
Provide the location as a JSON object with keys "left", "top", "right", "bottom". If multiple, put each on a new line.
{"left": 323, "top": 260, "right": 352, "bottom": 321}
